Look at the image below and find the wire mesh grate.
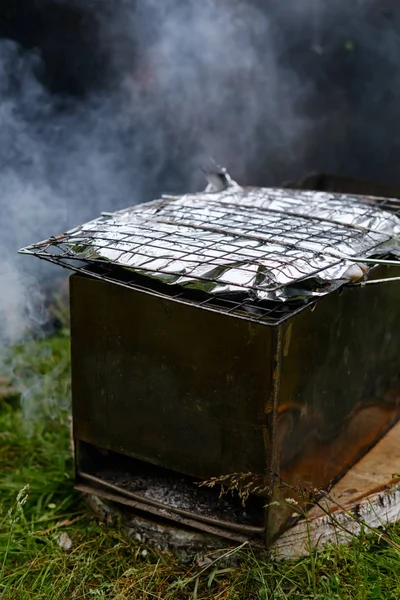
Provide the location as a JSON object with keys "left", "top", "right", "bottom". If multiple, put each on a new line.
{"left": 19, "top": 187, "right": 400, "bottom": 325}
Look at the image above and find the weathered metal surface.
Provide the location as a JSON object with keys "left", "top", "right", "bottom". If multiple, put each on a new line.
{"left": 70, "top": 274, "right": 272, "bottom": 481}
{"left": 272, "top": 420, "right": 400, "bottom": 558}
{"left": 71, "top": 258, "right": 400, "bottom": 544}
{"left": 266, "top": 264, "right": 400, "bottom": 542}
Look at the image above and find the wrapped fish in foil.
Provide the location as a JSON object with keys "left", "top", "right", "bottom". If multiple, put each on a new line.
{"left": 26, "top": 187, "right": 400, "bottom": 304}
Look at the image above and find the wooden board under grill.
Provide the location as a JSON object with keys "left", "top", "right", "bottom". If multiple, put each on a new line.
{"left": 272, "top": 420, "right": 400, "bottom": 558}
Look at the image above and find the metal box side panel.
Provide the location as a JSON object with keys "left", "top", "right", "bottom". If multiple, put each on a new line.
{"left": 70, "top": 274, "right": 274, "bottom": 481}
{"left": 267, "top": 266, "right": 400, "bottom": 541}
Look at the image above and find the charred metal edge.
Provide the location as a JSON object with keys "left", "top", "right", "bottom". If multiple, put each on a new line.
{"left": 264, "top": 325, "right": 284, "bottom": 546}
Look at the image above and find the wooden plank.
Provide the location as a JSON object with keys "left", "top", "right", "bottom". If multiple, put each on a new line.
{"left": 272, "top": 421, "right": 400, "bottom": 559}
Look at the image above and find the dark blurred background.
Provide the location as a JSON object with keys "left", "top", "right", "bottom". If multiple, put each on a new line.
{"left": 2, "top": 0, "right": 400, "bottom": 186}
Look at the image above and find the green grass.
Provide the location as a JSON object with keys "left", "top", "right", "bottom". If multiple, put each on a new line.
{"left": 1, "top": 325, "right": 400, "bottom": 599}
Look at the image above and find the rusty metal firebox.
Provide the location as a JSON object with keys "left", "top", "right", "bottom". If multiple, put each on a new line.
{"left": 20, "top": 185, "right": 400, "bottom": 546}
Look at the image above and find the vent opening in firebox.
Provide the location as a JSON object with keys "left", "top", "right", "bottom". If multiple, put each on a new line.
{"left": 76, "top": 440, "right": 266, "bottom": 544}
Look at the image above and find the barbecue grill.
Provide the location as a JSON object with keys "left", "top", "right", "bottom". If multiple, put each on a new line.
{"left": 20, "top": 183, "right": 400, "bottom": 546}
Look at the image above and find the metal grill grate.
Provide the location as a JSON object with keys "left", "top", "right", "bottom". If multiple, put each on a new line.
{"left": 19, "top": 188, "right": 400, "bottom": 325}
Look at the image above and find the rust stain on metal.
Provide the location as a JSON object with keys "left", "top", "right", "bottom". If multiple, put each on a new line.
{"left": 280, "top": 404, "right": 400, "bottom": 494}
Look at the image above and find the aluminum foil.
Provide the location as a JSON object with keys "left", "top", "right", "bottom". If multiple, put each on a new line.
{"left": 63, "top": 187, "right": 400, "bottom": 303}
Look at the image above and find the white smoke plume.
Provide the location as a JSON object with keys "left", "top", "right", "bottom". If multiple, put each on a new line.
{"left": 1, "top": 0, "right": 400, "bottom": 346}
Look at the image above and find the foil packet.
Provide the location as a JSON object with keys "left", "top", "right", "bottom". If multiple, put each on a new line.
{"left": 26, "top": 187, "right": 400, "bottom": 303}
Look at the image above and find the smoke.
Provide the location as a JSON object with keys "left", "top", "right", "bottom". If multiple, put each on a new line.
{"left": 1, "top": 0, "right": 400, "bottom": 347}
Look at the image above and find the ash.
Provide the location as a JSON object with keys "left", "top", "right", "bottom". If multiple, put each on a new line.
{"left": 93, "top": 464, "right": 264, "bottom": 528}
